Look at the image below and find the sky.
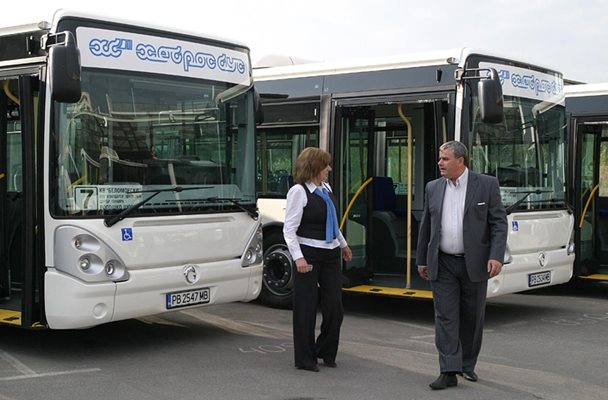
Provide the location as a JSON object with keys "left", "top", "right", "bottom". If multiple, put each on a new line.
{"left": 2, "top": 0, "right": 607, "bottom": 83}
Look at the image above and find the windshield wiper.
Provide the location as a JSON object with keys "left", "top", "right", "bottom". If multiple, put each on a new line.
{"left": 104, "top": 186, "right": 211, "bottom": 227}
{"left": 205, "top": 197, "right": 258, "bottom": 220}
{"left": 505, "top": 189, "right": 552, "bottom": 214}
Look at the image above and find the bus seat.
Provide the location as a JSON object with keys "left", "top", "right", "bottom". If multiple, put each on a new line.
{"left": 277, "top": 174, "right": 294, "bottom": 194}
{"left": 373, "top": 176, "right": 407, "bottom": 217}
{"left": 80, "top": 148, "right": 100, "bottom": 184}
{"left": 371, "top": 176, "right": 407, "bottom": 265}
{"left": 6, "top": 191, "right": 23, "bottom": 288}
{"left": 598, "top": 208, "right": 608, "bottom": 252}
{"left": 99, "top": 146, "right": 147, "bottom": 183}
{"left": 146, "top": 163, "right": 167, "bottom": 184}
{"left": 10, "top": 165, "right": 22, "bottom": 192}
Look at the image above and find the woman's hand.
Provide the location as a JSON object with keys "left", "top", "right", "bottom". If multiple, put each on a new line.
{"left": 342, "top": 246, "right": 353, "bottom": 262}
{"left": 295, "top": 257, "right": 311, "bottom": 273}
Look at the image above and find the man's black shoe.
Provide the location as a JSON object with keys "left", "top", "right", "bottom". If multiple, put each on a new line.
{"left": 459, "top": 371, "right": 478, "bottom": 382}
{"left": 429, "top": 373, "right": 457, "bottom": 390}
{"left": 296, "top": 364, "right": 319, "bottom": 372}
{"left": 323, "top": 360, "right": 337, "bottom": 368}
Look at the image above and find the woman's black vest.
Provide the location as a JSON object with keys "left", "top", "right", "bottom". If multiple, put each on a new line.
{"left": 296, "top": 184, "right": 338, "bottom": 240}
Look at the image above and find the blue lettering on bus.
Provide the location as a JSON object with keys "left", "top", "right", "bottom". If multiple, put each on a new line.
{"left": 89, "top": 38, "right": 133, "bottom": 58}
{"left": 497, "top": 69, "right": 563, "bottom": 98}
{"left": 181, "top": 49, "right": 217, "bottom": 71}
{"left": 88, "top": 37, "right": 246, "bottom": 75}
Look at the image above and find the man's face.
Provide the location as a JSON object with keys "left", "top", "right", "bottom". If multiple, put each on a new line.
{"left": 438, "top": 148, "right": 465, "bottom": 180}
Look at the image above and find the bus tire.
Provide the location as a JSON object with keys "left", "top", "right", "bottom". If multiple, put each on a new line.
{"left": 260, "top": 230, "right": 294, "bottom": 309}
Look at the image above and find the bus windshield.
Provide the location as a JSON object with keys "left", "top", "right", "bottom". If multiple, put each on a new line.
{"left": 52, "top": 69, "right": 256, "bottom": 217}
{"left": 465, "top": 62, "right": 567, "bottom": 211}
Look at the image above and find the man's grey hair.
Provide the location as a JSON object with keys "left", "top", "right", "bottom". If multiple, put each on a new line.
{"left": 440, "top": 140, "right": 469, "bottom": 166}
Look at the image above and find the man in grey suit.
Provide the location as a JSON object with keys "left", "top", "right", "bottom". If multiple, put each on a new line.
{"left": 416, "top": 141, "right": 507, "bottom": 390}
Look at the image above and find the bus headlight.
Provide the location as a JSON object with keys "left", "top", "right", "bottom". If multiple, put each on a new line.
{"left": 566, "top": 226, "right": 575, "bottom": 255}
{"left": 567, "top": 237, "right": 575, "bottom": 255}
{"left": 242, "top": 223, "right": 263, "bottom": 267}
{"left": 78, "top": 255, "right": 103, "bottom": 274}
{"left": 105, "top": 259, "right": 129, "bottom": 281}
{"left": 79, "top": 258, "right": 90, "bottom": 271}
{"left": 55, "top": 226, "right": 130, "bottom": 283}
{"left": 105, "top": 262, "right": 115, "bottom": 275}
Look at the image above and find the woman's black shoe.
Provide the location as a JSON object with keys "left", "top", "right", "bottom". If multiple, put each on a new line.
{"left": 296, "top": 364, "right": 320, "bottom": 372}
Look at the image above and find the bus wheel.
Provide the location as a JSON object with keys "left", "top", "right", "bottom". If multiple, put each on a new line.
{"left": 260, "top": 231, "right": 293, "bottom": 309}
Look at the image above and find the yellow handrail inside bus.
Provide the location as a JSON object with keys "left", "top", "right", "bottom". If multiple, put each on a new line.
{"left": 2, "top": 80, "right": 20, "bottom": 106}
{"left": 397, "top": 104, "right": 413, "bottom": 289}
{"left": 581, "top": 187, "right": 589, "bottom": 202}
{"left": 340, "top": 177, "right": 374, "bottom": 230}
{"left": 579, "top": 183, "right": 600, "bottom": 229}
{"left": 68, "top": 175, "right": 87, "bottom": 190}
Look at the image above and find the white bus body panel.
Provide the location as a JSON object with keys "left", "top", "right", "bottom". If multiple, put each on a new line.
{"left": 254, "top": 48, "right": 557, "bottom": 84}
{"left": 258, "top": 198, "right": 286, "bottom": 226}
{"left": 44, "top": 214, "right": 262, "bottom": 329}
{"left": 487, "top": 210, "right": 574, "bottom": 298}
{"left": 44, "top": 273, "right": 116, "bottom": 328}
{"left": 50, "top": 9, "right": 250, "bottom": 50}
{"left": 564, "top": 83, "right": 608, "bottom": 97}
{"left": 258, "top": 199, "right": 573, "bottom": 298}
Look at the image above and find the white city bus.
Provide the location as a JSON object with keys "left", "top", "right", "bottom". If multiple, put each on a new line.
{"left": 0, "top": 10, "right": 263, "bottom": 329}
{"left": 565, "top": 83, "right": 608, "bottom": 281}
{"left": 254, "top": 49, "right": 574, "bottom": 308}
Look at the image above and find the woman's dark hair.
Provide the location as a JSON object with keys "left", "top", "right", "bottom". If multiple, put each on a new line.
{"left": 294, "top": 147, "right": 332, "bottom": 184}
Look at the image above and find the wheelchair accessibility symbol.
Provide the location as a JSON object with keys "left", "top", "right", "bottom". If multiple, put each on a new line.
{"left": 121, "top": 228, "right": 133, "bottom": 241}
{"left": 511, "top": 221, "right": 519, "bottom": 232}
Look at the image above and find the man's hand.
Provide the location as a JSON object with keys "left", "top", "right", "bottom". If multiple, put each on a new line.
{"left": 418, "top": 265, "right": 429, "bottom": 280}
{"left": 487, "top": 259, "right": 503, "bottom": 278}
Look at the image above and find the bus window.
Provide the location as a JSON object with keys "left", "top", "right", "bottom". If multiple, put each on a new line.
{"left": 256, "top": 127, "right": 319, "bottom": 197}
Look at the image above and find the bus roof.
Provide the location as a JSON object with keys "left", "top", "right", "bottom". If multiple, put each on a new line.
{"left": 0, "top": 21, "right": 50, "bottom": 37}
{"left": 564, "top": 83, "right": 608, "bottom": 97}
{"left": 253, "top": 48, "right": 560, "bottom": 81}
{"left": 48, "top": 9, "right": 250, "bottom": 50}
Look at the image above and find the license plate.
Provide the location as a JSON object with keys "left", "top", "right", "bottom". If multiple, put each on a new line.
{"left": 166, "top": 288, "right": 210, "bottom": 309}
{"left": 528, "top": 271, "right": 551, "bottom": 287}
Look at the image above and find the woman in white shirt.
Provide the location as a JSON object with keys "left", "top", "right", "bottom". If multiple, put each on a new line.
{"left": 283, "top": 147, "right": 352, "bottom": 372}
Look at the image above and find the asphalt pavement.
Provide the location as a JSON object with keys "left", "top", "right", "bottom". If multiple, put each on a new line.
{"left": 0, "top": 280, "right": 606, "bottom": 400}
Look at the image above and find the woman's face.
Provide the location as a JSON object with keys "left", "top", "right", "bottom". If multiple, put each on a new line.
{"left": 315, "top": 164, "right": 332, "bottom": 183}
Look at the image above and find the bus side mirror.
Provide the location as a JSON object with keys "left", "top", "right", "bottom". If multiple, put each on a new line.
{"left": 49, "top": 32, "right": 82, "bottom": 103}
{"left": 478, "top": 68, "right": 504, "bottom": 124}
{"left": 254, "top": 88, "right": 264, "bottom": 125}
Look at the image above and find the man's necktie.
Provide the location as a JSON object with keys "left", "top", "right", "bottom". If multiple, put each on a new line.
{"left": 314, "top": 187, "right": 340, "bottom": 243}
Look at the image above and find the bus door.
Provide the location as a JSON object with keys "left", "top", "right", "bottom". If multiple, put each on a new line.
{"left": 255, "top": 100, "right": 320, "bottom": 308}
{"left": 336, "top": 96, "right": 446, "bottom": 291}
{"left": 574, "top": 119, "right": 608, "bottom": 278}
{"left": 0, "top": 74, "right": 41, "bottom": 328}
{"left": 335, "top": 105, "right": 374, "bottom": 286}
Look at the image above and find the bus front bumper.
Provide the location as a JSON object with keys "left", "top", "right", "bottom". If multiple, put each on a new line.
{"left": 487, "top": 249, "right": 574, "bottom": 298}
{"left": 44, "top": 260, "right": 262, "bottom": 329}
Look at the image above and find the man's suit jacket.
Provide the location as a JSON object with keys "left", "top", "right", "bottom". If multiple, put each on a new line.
{"left": 416, "top": 171, "right": 508, "bottom": 282}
